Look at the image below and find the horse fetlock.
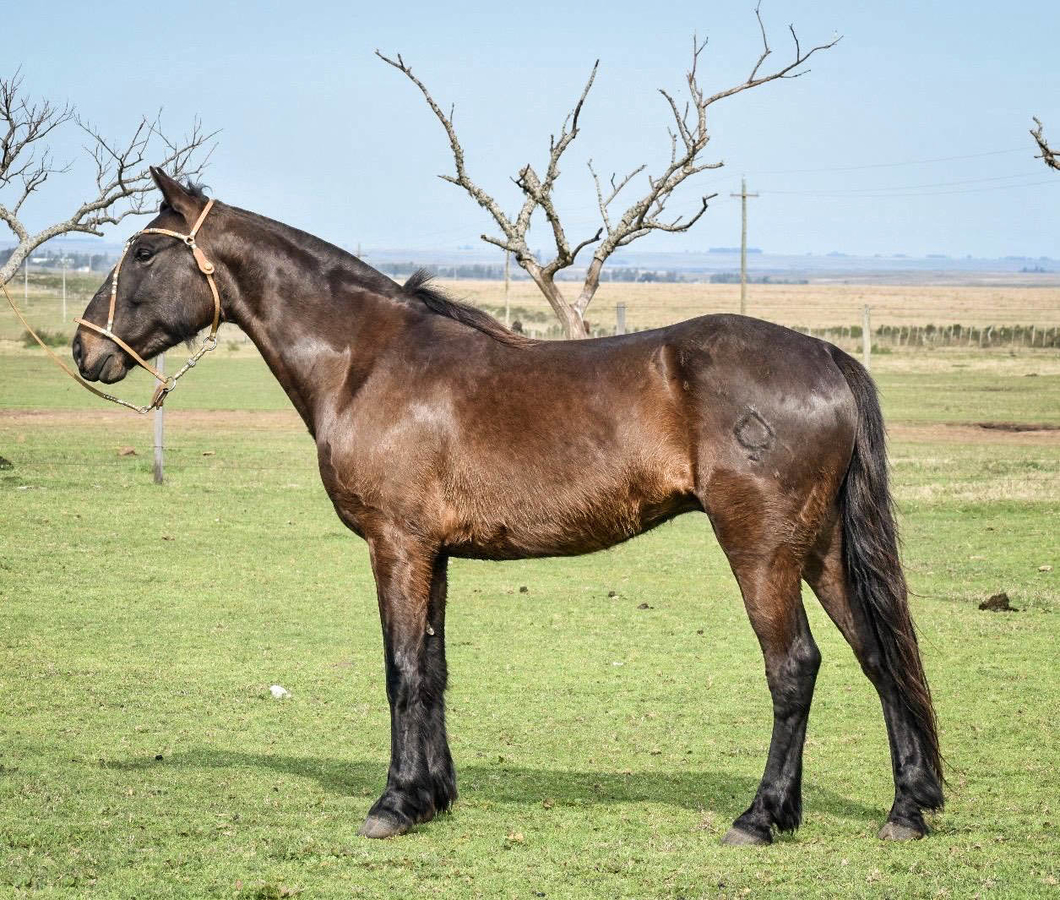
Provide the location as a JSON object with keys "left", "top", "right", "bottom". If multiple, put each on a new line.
{"left": 899, "top": 764, "right": 945, "bottom": 813}
{"left": 731, "top": 780, "right": 804, "bottom": 843}
{"left": 771, "top": 792, "right": 804, "bottom": 835}
{"left": 365, "top": 767, "right": 455, "bottom": 837}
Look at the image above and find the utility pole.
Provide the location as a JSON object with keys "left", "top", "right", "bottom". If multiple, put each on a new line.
{"left": 503, "top": 250, "right": 511, "bottom": 326}
{"left": 729, "top": 177, "right": 758, "bottom": 316}
{"left": 23, "top": 256, "right": 28, "bottom": 306}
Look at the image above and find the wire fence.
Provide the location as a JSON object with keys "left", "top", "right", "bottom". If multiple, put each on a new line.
{"left": 592, "top": 318, "right": 1060, "bottom": 349}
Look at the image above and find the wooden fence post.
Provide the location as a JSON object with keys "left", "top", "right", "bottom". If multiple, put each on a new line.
{"left": 862, "top": 305, "right": 871, "bottom": 371}
{"left": 615, "top": 302, "right": 626, "bottom": 336}
{"left": 153, "top": 353, "right": 165, "bottom": 485}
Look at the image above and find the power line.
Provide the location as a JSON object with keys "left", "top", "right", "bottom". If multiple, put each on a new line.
{"left": 750, "top": 147, "right": 1032, "bottom": 175}
{"left": 755, "top": 171, "right": 1044, "bottom": 194}
{"left": 760, "top": 178, "right": 1059, "bottom": 199}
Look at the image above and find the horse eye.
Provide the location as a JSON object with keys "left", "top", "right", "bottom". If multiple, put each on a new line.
{"left": 134, "top": 246, "right": 153, "bottom": 262}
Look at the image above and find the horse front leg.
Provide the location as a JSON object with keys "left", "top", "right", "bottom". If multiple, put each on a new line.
{"left": 359, "top": 533, "right": 455, "bottom": 838}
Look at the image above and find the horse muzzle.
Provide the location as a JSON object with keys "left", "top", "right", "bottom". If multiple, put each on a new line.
{"left": 72, "top": 329, "right": 130, "bottom": 383}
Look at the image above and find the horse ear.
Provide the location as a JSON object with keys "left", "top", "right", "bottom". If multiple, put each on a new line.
{"left": 150, "top": 166, "right": 203, "bottom": 223}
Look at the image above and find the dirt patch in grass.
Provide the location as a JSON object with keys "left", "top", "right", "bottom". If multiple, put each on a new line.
{"left": 892, "top": 423, "right": 1060, "bottom": 445}
{"left": 973, "top": 421, "right": 1060, "bottom": 433}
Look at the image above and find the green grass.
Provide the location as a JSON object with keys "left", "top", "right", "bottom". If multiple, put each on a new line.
{"left": 878, "top": 368, "right": 1060, "bottom": 425}
{"left": 1, "top": 350, "right": 1059, "bottom": 898}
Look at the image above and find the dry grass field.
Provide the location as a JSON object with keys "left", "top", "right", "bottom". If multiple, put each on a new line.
{"left": 442, "top": 279, "right": 1060, "bottom": 337}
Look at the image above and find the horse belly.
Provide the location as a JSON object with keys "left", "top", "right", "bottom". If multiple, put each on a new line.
{"left": 444, "top": 450, "right": 698, "bottom": 560}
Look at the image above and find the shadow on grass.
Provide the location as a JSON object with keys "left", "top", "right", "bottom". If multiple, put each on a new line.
{"left": 112, "top": 748, "right": 880, "bottom": 825}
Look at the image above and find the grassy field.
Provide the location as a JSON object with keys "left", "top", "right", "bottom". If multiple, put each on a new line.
{"left": 1, "top": 328, "right": 1059, "bottom": 896}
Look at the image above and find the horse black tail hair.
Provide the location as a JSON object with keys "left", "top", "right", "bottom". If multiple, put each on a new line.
{"left": 830, "top": 347, "right": 944, "bottom": 808}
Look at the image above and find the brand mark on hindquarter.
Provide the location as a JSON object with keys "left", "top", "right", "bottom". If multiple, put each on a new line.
{"left": 734, "top": 409, "right": 775, "bottom": 458}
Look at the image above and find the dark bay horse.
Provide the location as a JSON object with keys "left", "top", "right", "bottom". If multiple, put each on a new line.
{"left": 72, "top": 170, "right": 943, "bottom": 845}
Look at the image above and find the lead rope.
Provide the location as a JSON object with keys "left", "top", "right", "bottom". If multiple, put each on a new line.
{"left": 3, "top": 199, "right": 222, "bottom": 415}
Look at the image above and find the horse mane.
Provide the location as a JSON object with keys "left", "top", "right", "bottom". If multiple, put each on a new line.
{"left": 402, "top": 269, "right": 536, "bottom": 348}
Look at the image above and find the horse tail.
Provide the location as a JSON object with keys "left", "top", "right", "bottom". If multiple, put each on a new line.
{"left": 830, "top": 348, "right": 944, "bottom": 805}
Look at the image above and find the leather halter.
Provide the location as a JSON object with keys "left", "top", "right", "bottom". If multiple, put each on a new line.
{"left": 2, "top": 199, "right": 223, "bottom": 414}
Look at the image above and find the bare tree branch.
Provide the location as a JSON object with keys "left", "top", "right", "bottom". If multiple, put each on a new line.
{"left": 0, "top": 70, "right": 216, "bottom": 288}
{"left": 513, "top": 61, "right": 600, "bottom": 277}
{"left": 748, "top": 6, "right": 771, "bottom": 82}
{"left": 375, "top": 51, "right": 523, "bottom": 248}
{"left": 381, "top": 6, "right": 840, "bottom": 337}
{"left": 1031, "top": 117, "right": 1060, "bottom": 172}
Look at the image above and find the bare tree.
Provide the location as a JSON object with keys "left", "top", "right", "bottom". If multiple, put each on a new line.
{"left": 0, "top": 68, "right": 215, "bottom": 288}
{"left": 379, "top": 8, "right": 839, "bottom": 337}
{"left": 1031, "top": 117, "right": 1059, "bottom": 172}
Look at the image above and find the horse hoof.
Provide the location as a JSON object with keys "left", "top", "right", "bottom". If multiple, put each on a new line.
{"left": 721, "top": 826, "right": 770, "bottom": 847}
{"left": 358, "top": 814, "right": 409, "bottom": 839}
{"left": 877, "top": 821, "right": 924, "bottom": 842}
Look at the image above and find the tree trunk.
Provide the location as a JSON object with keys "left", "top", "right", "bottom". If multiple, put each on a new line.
{"left": 524, "top": 264, "right": 588, "bottom": 339}
{"left": 574, "top": 257, "right": 605, "bottom": 323}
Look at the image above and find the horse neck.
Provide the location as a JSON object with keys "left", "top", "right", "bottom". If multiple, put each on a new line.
{"left": 212, "top": 208, "right": 411, "bottom": 433}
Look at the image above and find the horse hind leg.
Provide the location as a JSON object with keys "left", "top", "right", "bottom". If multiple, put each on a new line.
{"left": 722, "top": 555, "right": 821, "bottom": 845}
{"left": 803, "top": 513, "right": 943, "bottom": 840}
{"left": 704, "top": 482, "right": 823, "bottom": 846}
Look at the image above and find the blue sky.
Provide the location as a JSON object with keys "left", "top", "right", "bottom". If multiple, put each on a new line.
{"left": 6, "top": 0, "right": 1059, "bottom": 258}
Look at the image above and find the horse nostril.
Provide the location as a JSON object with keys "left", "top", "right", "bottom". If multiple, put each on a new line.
{"left": 72, "top": 334, "right": 83, "bottom": 367}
